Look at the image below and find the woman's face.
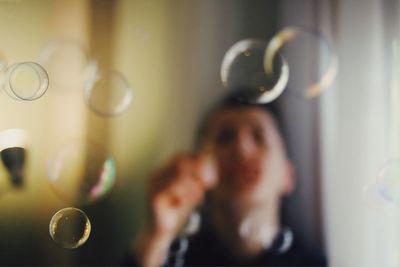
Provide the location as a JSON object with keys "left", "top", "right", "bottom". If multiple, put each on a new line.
{"left": 203, "top": 106, "right": 293, "bottom": 204}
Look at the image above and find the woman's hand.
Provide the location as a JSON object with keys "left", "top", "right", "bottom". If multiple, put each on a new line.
{"left": 134, "top": 154, "right": 218, "bottom": 267}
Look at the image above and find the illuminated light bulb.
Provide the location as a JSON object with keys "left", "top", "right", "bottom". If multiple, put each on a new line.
{"left": 0, "top": 129, "right": 29, "bottom": 188}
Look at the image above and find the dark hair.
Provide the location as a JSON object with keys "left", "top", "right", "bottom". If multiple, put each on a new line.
{"left": 194, "top": 88, "right": 284, "bottom": 151}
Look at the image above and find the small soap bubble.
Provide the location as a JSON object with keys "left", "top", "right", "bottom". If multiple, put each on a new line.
{"left": 47, "top": 139, "right": 116, "bottom": 205}
{"left": 84, "top": 69, "right": 132, "bottom": 116}
{"left": 49, "top": 207, "right": 91, "bottom": 249}
{"left": 221, "top": 39, "right": 288, "bottom": 104}
{"left": 3, "top": 62, "right": 48, "bottom": 101}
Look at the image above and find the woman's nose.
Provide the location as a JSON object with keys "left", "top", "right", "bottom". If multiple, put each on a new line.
{"left": 232, "top": 131, "right": 256, "bottom": 160}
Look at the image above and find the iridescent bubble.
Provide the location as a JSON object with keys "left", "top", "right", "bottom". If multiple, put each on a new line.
{"left": 0, "top": 51, "right": 7, "bottom": 74}
{"left": 39, "top": 40, "right": 95, "bottom": 91}
{"left": 84, "top": 69, "right": 132, "bottom": 116}
{"left": 49, "top": 207, "right": 91, "bottom": 249}
{"left": 264, "top": 27, "right": 337, "bottom": 98}
{"left": 2, "top": 62, "right": 48, "bottom": 100}
{"left": 221, "top": 38, "right": 289, "bottom": 104}
{"left": 47, "top": 139, "right": 116, "bottom": 205}
{"left": 362, "top": 179, "right": 391, "bottom": 211}
{"left": 376, "top": 159, "right": 400, "bottom": 204}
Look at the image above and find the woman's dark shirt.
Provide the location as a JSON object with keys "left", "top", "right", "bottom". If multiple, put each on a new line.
{"left": 123, "top": 225, "right": 327, "bottom": 266}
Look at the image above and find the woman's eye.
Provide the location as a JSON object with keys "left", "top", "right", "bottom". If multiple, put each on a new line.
{"left": 252, "top": 127, "right": 265, "bottom": 144}
{"left": 215, "top": 128, "right": 235, "bottom": 146}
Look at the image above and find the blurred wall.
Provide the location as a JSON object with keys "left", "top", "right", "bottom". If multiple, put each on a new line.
{"left": 0, "top": 1, "right": 322, "bottom": 266}
{"left": 0, "top": 0, "right": 90, "bottom": 265}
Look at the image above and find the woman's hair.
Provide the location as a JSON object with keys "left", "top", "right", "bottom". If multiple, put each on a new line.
{"left": 194, "top": 89, "right": 284, "bottom": 151}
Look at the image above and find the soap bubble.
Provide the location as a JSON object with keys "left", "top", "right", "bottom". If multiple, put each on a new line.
{"left": 3, "top": 62, "right": 48, "bottom": 100}
{"left": 0, "top": 51, "right": 7, "bottom": 74}
{"left": 264, "top": 27, "right": 337, "bottom": 98}
{"left": 49, "top": 207, "right": 91, "bottom": 249}
{"left": 39, "top": 40, "right": 95, "bottom": 91}
{"left": 221, "top": 38, "right": 288, "bottom": 104}
{"left": 84, "top": 69, "right": 132, "bottom": 116}
{"left": 47, "top": 139, "right": 116, "bottom": 205}
{"left": 363, "top": 179, "right": 391, "bottom": 211}
{"left": 376, "top": 159, "right": 400, "bottom": 204}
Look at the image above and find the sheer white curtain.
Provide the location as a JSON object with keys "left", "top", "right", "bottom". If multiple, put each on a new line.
{"left": 281, "top": 0, "right": 399, "bottom": 266}
{"left": 319, "top": 0, "right": 398, "bottom": 266}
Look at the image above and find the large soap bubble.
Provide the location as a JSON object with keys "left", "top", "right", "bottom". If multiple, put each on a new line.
{"left": 47, "top": 139, "right": 116, "bottom": 205}
{"left": 264, "top": 27, "right": 338, "bottom": 98}
{"left": 221, "top": 38, "right": 289, "bottom": 104}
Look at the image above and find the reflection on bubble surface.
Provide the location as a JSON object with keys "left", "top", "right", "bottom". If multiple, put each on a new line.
{"left": 47, "top": 139, "right": 116, "bottom": 205}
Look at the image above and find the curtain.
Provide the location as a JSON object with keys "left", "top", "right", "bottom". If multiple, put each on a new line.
{"left": 280, "top": 0, "right": 400, "bottom": 266}
{"left": 317, "top": 0, "right": 394, "bottom": 266}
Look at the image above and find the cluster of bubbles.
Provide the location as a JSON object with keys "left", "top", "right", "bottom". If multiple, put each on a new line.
{"left": 363, "top": 159, "right": 400, "bottom": 210}
{"left": 220, "top": 27, "right": 338, "bottom": 104}
{"left": 0, "top": 129, "right": 114, "bottom": 248}
{"left": 0, "top": 40, "right": 133, "bottom": 117}
{"left": 37, "top": 41, "right": 127, "bottom": 248}
{"left": 4, "top": 28, "right": 338, "bottom": 250}
{"left": 39, "top": 41, "right": 132, "bottom": 249}
{"left": 45, "top": 138, "right": 116, "bottom": 248}
{"left": 0, "top": 41, "right": 130, "bottom": 248}
{"left": 38, "top": 41, "right": 130, "bottom": 246}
